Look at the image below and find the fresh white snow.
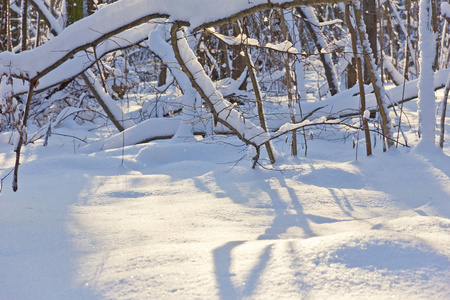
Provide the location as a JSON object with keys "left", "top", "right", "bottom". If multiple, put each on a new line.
{"left": 1, "top": 103, "right": 450, "bottom": 299}
{"left": 1, "top": 0, "right": 450, "bottom": 299}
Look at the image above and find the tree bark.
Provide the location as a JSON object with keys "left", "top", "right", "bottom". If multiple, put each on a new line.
{"left": 21, "top": 0, "right": 28, "bottom": 51}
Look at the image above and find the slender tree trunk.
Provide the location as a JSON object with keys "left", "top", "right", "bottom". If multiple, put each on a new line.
{"left": 353, "top": 2, "right": 393, "bottom": 149}
{"left": 403, "top": 0, "right": 411, "bottom": 80}
{"left": 346, "top": 3, "right": 372, "bottom": 156}
{"left": 231, "top": 22, "right": 247, "bottom": 89}
{"left": 13, "top": 80, "right": 37, "bottom": 192}
{"left": 280, "top": 10, "right": 297, "bottom": 156}
{"left": 242, "top": 42, "right": 276, "bottom": 163}
{"left": 0, "top": 0, "right": 7, "bottom": 51}
{"left": 431, "top": 0, "right": 439, "bottom": 71}
{"left": 439, "top": 76, "right": 450, "bottom": 148}
{"left": 21, "top": 0, "right": 28, "bottom": 51}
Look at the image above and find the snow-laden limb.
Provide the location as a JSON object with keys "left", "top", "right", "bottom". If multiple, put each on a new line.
{"left": 416, "top": 0, "right": 437, "bottom": 149}
{"left": 273, "top": 116, "right": 341, "bottom": 139}
{"left": 387, "top": 68, "right": 449, "bottom": 104}
{"left": 0, "top": 0, "right": 354, "bottom": 82}
{"left": 147, "top": 24, "right": 199, "bottom": 136}
{"left": 147, "top": 25, "right": 195, "bottom": 102}
{"left": 383, "top": 55, "right": 405, "bottom": 86}
{"left": 205, "top": 28, "right": 259, "bottom": 47}
{"left": 80, "top": 118, "right": 181, "bottom": 153}
{"left": 30, "top": 0, "right": 64, "bottom": 36}
{"left": 36, "top": 22, "right": 159, "bottom": 94}
{"left": 265, "top": 41, "right": 298, "bottom": 54}
{"left": 294, "top": 68, "right": 450, "bottom": 121}
{"left": 22, "top": 2, "right": 142, "bottom": 133}
{"left": 82, "top": 70, "right": 136, "bottom": 130}
{"left": 206, "top": 28, "right": 298, "bottom": 54}
{"left": 296, "top": 6, "right": 340, "bottom": 96}
{"left": 0, "top": 4, "right": 169, "bottom": 81}
{"left": 170, "top": 23, "right": 270, "bottom": 149}
{"left": 4, "top": 23, "right": 160, "bottom": 96}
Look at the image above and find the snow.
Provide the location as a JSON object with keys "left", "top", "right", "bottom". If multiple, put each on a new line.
{"left": 0, "top": 0, "right": 319, "bottom": 81}
{"left": 442, "top": 2, "right": 450, "bottom": 20}
{"left": 1, "top": 126, "right": 450, "bottom": 299}
{"left": 265, "top": 41, "right": 298, "bottom": 54}
{"left": 174, "top": 28, "right": 270, "bottom": 146}
{"left": 1, "top": 0, "right": 450, "bottom": 298}
{"left": 416, "top": 0, "right": 437, "bottom": 149}
{"left": 206, "top": 29, "right": 260, "bottom": 47}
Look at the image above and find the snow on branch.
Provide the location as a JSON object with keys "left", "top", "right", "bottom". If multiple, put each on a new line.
{"left": 205, "top": 28, "right": 298, "bottom": 54}
{"left": 30, "top": 0, "right": 64, "bottom": 36}
{"left": 171, "top": 23, "right": 270, "bottom": 148}
{"left": 273, "top": 117, "right": 341, "bottom": 140}
{"left": 8, "top": 22, "right": 160, "bottom": 96}
{"left": 0, "top": 0, "right": 353, "bottom": 83}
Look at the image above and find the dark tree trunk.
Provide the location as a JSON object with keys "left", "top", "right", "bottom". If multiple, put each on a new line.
{"left": 21, "top": 0, "right": 28, "bottom": 52}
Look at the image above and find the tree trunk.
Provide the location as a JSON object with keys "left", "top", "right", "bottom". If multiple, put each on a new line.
{"left": 353, "top": 2, "right": 393, "bottom": 149}
{"left": 231, "top": 22, "right": 247, "bottom": 89}
{"left": 0, "top": 0, "right": 8, "bottom": 51}
{"left": 21, "top": 0, "right": 28, "bottom": 51}
{"left": 346, "top": 3, "right": 372, "bottom": 156}
{"left": 241, "top": 24, "right": 276, "bottom": 163}
{"left": 280, "top": 9, "right": 297, "bottom": 156}
{"left": 439, "top": 76, "right": 450, "bottom": 148}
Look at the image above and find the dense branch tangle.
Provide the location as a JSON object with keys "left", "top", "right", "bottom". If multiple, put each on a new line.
{"left": 1, "top": 0, "right": 354, "bottom": 82}
{"left": 0, "top": 0, "right": 359, "bottom": 191}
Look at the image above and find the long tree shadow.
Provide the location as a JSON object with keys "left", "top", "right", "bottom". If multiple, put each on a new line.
{"left": 210, "top": 174, "right": 341, "bottom": 299}
{"left": 213, "top": 241, "right": 275, "bottom": 300}
{"left": 257, "top": 177, "right": 315, "bottom": 239}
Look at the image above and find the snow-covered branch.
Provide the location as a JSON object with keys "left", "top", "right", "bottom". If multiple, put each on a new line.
{"left": 0, "top": 0, "right": 353, "bottom": 82}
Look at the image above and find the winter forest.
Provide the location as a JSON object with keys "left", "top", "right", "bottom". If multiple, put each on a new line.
{"left": 1, "top": 0, "right": 450, "bottom": 299}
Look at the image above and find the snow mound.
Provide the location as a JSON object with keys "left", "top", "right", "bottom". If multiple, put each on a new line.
{"left": 135, "top": 141, "right": 211, "bottom": 165}
{"left": 328, "top": 234, "right": 449, "bottom": 271}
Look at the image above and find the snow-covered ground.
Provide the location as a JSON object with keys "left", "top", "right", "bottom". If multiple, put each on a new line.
{"left": 1, "top": 95, "right": 450, "bottom": 300}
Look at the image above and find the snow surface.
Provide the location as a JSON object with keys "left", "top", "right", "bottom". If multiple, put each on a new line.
{"left": 1, "top": 0, "right": 450, "bottom": 298}
{"left": 2, "top": 105, "right": 450, "bottom": 299}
